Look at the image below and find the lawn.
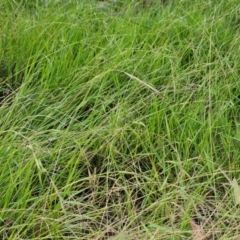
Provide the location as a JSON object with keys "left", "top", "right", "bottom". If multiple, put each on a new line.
{"left": 0, "top": 0, "right": 240, "bottom": 239}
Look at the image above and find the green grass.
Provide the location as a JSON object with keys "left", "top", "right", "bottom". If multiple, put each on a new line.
{"left": 0, "top": 0, "right": 240, "bottom": 239}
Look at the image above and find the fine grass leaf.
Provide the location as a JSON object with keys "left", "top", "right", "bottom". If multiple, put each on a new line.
{"left": 190, "top": 219, "right": 205, "bottom": 240}
{"left": 231, "top": 178, "right": 240, "bottom": 205}
{"left": 124, "top": 72, "right": 160, "bottom": 94}
{"left": 219, "top": 171, "right": 240, "bottom": 206}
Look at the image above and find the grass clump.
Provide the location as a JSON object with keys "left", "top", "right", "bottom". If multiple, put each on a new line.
{"left": 0, "top": 0, "right": 240, "bottom": 239}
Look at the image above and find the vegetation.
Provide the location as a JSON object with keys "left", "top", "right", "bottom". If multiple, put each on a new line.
{"left": 0, "top": 0, "right": 240, "bottom": 239}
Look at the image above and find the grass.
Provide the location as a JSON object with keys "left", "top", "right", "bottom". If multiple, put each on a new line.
{"left": 0, "top": 0, "right": 240, "bottom": 239}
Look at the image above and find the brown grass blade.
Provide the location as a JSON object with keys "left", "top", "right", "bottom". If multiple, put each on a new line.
{"left": 190, "top": 219, "right": 205, "bottom": 240}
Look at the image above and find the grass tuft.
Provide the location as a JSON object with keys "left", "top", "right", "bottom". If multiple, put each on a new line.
{"left": 1, "top": 0, "right": 240, "bottom": 239}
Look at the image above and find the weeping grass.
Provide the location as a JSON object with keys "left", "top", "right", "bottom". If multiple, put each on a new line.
{"left": 0, "top": 0, "right": 240, "bottom": 239}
